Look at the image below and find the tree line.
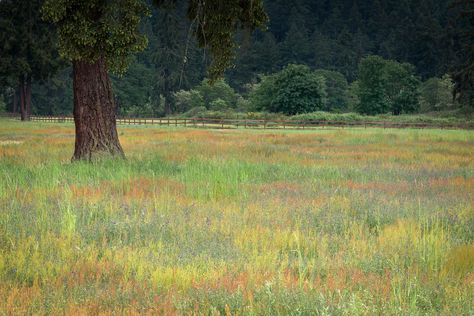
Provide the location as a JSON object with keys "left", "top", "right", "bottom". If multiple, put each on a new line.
{"left": 165, "top": 56, "right": 457, "bottom": 118}
{"left": 1, "top": 0, "right": 473, "bottom": 119}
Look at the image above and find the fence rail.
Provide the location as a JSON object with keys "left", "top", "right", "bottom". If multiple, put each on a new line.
{"left": 3, "top": 114, "right": 473, "bottom": 130}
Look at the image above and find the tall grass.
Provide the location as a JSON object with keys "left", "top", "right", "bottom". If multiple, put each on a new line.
{"left": 0, "top": 118, "right": 473, "bottom": 314}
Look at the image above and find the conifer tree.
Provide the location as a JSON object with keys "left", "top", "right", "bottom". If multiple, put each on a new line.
{"left": 0, "top": 0, "right": 61, "bottom": 120}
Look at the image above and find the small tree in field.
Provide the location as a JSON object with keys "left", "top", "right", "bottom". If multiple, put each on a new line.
{"left": 251, "top": 64, "right": 327, "bottom": 115}
{"left": 196, "top": 79, "right": 239, "bottom": 109}
{"left": 419, "top": 75, "right": 455, "bottom": 112}
{"left": 356, "top": 56, "right": 390, "bottom": 115}
{"left": 356, "top": 56, "right": 420, "bottom": 115}
{"left": 42, "top": 0, "right": 267, "bottom": 161}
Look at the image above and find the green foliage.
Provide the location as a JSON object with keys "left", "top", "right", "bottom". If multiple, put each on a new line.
{"left": 314, "top": 69, "right": 350, "bottom": 111}
{"left": 4, "top": 0, "right": 469, "bottom": 116}
{"left": 111, "top": 60, "right": 155, "bottom": 112}
{"left": 251, "top": 64, "right": 327, "bottom": 115}
{"left": 181, "top": 106, "right": 208, "bottom": 118}
{"left": 357, "top": 56, "right": 390, "bottom": 115}
{"left": 357, "top": 56, "right": 420, "bottom": 115}
{"left": 419, "top": 75, "right": 455, "bottom": 112}
{"left": 31, "top": 67, "right": 73, "bottom": 115}
{"left": 348, "top": 81, "right": 360, "bottom": 111}
{"left": 195, "top": 79, "right": 239, "bottom": 109}
{"left": 174, "top": 89, "right": 205, "bottom": 113}
{"left": 449, "top": 0, "right": 474, "bottom": 106}
{"left": 0, "top": 94, "right": 5, "bottom": 113}
{"left": 121, "top": 102, "right": 158, "bottom": 118}
{"left": 0, "top": 0, "right": 62, "bottom": 91}
{"left": 185, "top": 0, "right": 268, "bottom": 79}
{"left": 209, "top": 98, "right": 231, "bottom": 111}
{"left": 42, "top": 0, "right": 150, "bottom": 74}
{"left": 384, "top": 60, "right": 421, "bottom": 115}
{"left": 291, "top": 111, "right": 472, "bottom": 125}
{"left": 236, "top": 97, "right": 251, "bottom": 112}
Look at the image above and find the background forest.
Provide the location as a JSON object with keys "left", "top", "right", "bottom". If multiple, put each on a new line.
{"left": 0, "top": 0, "right": 473, "bottom": 118}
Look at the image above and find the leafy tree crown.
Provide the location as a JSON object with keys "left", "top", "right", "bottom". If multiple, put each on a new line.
{"left": 42, "top": 0, "right": 150, "bottom": 74}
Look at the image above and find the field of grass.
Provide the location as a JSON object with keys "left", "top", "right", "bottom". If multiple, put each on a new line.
{"left": 0, "top": 118, "right": 473, "bottom": 315}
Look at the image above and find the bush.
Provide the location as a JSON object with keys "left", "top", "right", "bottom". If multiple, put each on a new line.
{"left": 419, "top": 75, "right": 455, "bottom": 112}
{"left": 250, "top": 64, "right": 327, "bottom": 115}
{"left": 174, "top": 89, "right": 205, "bottom": 113}
{"left": 209, "top": 98, "right": 231, "bottom": 111}
{"left": 121, "top": 103, "right": 156, "bottom": 118}
{"left": 181, "top": 106, "right": 208, "bottom": 118}
{"left": 196, "top": 79, "right": 239, "bottom": 109}
{"left": 291, "top": 111, "right": 471, "bottom": 125}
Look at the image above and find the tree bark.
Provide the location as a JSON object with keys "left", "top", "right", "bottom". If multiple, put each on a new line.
{"left": 12, "top": 88, "right": 18, "bottom": 114}
{"left": 19, "top": 80, "right": 27, "bottom": 121}
{"left": 18, "top": 76, "right": 31, "bottom": 121}
{"left": 25, "top": 76, "right": 31, "bottom": 118}
{"left": 72, "top": 58, "right": 125, "bottom": 161}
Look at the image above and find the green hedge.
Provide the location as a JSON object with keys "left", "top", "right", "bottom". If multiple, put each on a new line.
{"left": 175, "top": 109, "right": 473, "bottom": 125}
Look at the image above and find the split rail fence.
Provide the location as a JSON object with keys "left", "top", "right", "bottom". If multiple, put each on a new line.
{"left": 4, "top": 115, "right": 474, "bottom": 130}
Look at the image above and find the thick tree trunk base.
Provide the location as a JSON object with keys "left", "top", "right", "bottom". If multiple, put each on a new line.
{"left": 72, "top": 59, "right": 124, "bottom": 161}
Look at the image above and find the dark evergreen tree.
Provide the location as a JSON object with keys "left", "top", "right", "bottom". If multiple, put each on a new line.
{"left": 0, "top": 0, "right": 62, "bottom": 120}
{"left": 314, "top": 69, "right": 350, "bottom": 111}
{"left": 449, "top": 0, "right": 474, "bottom": 106}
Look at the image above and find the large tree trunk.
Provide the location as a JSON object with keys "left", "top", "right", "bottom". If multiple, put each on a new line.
{"left": 72, "top": 58, "right": 125, "bottom": 161}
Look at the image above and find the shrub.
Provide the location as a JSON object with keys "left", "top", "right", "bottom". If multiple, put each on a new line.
{"left": 174, "top": 89, "right": 205, "bottom": 113}
{"left": 209, "top": 98, "right": 231, "bottom": 111}
{"left": 419, "top": 75, "right": 455, "bottom": 112}
{"left": 182, "top": 106, "right": 208, "bottom": 118}
{"left": 195, "top": 79, "right": 239, "bottom": 109}
{"left": 250, "top": 64, "right": 327, "bottom": 115}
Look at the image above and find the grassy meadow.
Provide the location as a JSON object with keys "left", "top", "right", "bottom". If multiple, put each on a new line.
{"left": 0, "top": 118, "right": 473, "bottom": 315}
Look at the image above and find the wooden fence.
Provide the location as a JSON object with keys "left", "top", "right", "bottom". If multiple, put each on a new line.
{"left": 3, "top": 114, "right": 473, "bottom": 130}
